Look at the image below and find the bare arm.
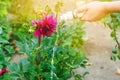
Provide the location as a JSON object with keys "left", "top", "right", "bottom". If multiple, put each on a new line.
{"left": 75, "top": 1, "right": 120, "bottom": 21}
{"left": 105, "top": 1, "right": 120, "bottom": 13}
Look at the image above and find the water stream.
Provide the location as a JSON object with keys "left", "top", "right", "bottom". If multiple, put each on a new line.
{"left": 50, "top": 24, "right": 59, "bottom": 80}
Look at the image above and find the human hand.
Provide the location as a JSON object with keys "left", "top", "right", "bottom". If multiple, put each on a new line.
{"left": 75, "top": 1, "right": 109, "bottom": 21}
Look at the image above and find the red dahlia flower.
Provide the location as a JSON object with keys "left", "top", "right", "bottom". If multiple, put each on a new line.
{"left": 32, "top": 15, "right": 57, "bottom": 37}
{"left": 0, "top": 68, "right": 9, "bottom": 75}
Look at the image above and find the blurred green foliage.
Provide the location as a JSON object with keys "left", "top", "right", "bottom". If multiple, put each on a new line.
{"left": 0, "top": 0, "right": 88, "bottom": 79}
{"left": 0, "top": 0, "right": 11, "bottom": 17}
{"left": 0, "top": 0, "right": 15, "bottom": 79}
{"left": 104, "top": 13, "right": 120, "bottom": 61}
{"left": 8, "top": 0, "right": 35, "bottom": 42}
{"left": 9, "top": 0, "right": 34, "bottom": 22}
{"left": 0, "top": 0, "right": 15, "bottom": 60}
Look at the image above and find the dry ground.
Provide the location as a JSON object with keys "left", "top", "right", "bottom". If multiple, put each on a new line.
{"left": 72, "top": 22, "right": 120, "bottom": 80}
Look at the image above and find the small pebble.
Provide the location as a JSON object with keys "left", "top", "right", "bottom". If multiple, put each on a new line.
{"left": 115, "top": 68, "right": 120, "bottom": 75}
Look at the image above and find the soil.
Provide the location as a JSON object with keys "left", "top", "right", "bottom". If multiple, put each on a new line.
{"left": 69, "top": 22, "right": 120, "bottom": 80}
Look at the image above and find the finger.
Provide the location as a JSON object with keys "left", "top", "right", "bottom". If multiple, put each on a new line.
{"left": 75, "top": 7, "right": 88, "bottom": 18}
{"left": 77, "top": 12, "right": 86, "bottom": 18}
{"left": 80, "top": 10, "right": 94, "bottom": 21}
{"left": 77, "top": 10, "right": 88, "bottom": 20}
{"left": 81, "top": 14, "right": 100, "bottom": 21}
{"left": 80, "top": 15, "right": 92, "bottom": 21}
{"left": 81, "top": 16, "right": 98, "bottom": 22}
{"left": 75, "top": 5, "right": 88, "bottom": 13}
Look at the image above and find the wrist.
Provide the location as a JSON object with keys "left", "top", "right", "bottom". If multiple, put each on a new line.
{"left": 103, "top": 1, "right": 120, "bottom": 13}
{"left": 101, "top": 2, "right": 112, "bottom": 13}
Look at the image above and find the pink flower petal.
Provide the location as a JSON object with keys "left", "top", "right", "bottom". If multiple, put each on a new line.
{"left": 32, "top": 15, "right": 57, "bottom": 37}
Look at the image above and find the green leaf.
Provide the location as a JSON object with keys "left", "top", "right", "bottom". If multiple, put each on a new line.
{"left": 0, "top": 54, "right": 5, "bottom": 61}
{"left": 74, "top": 74, "right": 82, "bottom": 80}
{"left": 0, "top": 48, "right": 3, "bottom": 53}
{"left": 66, "top": 63, "right": 78, "bottom": 69}
{"left": 60, "top": 70, "right": 71, "bottom": 79}
{"left": 8, "top": 63, "right": 19, "bottom": 72}
{"left": 16, "top": 41, "right": 30, "bottom": 54}
{"left": 117, "top": 54, "right": 120, "bottom": 60}
{"left": 112, "top": 48, "right": 117, "bottom": 54}
{"left": 0, "top": 27, "right": 3, "bottom": 34}
{"left": 4, "top": 45, "right": 15, "bottom": 53}
{"left": 110, "top": 31, "right": 115, "bottom": 38}
{"left": 41, "top": 72, "right": 51, "bottom": 80}
{"left": 110, "top": 56, "right": 117, "bottom": 61}
{"left": 10, "top": 73, "right": 20, "bottom": 79}
{"left": 83, "top": 71, "right": 89, "bottom": 77}
{"left": 0, "top": 38, "right": 9, "bottom": 43}
{"left": 0, "top": 65, "right": 3, "bottom": 68}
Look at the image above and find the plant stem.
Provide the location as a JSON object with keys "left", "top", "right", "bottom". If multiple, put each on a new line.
{"left": 37, "top": 36, "right": 41, "bottom": 80}
{"left": 113, "top": 27, "right": 120, "bottom": 49}
{"left": 37, "top": 36, "right": 41, "bottom": 65}
{"left": 38, "top": 36, "right": 41, "bottom": 46}
{"left": 37, "top": 74, "right": 41, "bottom": 80}
{"left": 115, "top": 35, "right": 120, "bottom": 48}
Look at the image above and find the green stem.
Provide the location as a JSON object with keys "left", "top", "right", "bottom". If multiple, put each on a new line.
{"left": 36, "top": 36, "right": 41, "bottom": 80}
{"left": 37, "top": 36, "right": 41, "bottom": 65}
{"left": 113, "top": 27, "right": 120, "bottom": 49}
{"left": 37, "top": 74, "right": 41, "bottom": 80}
{"left": 115, "top": 35, "right": 120, "bottom": 48}
{"left": 38, "top": 36, "right": 41, "bottom": 46}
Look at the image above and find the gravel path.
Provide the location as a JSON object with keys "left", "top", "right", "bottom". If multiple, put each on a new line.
{"left": 72, "top": 22, "right": 120, "bottom": 80}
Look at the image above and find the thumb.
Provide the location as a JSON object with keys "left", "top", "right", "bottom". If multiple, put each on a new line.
{"left": 74, "top": 6, "right": 88, "bottom": 18}
{"left": 75, "top": 5, "right": 88, "bottom": 14}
